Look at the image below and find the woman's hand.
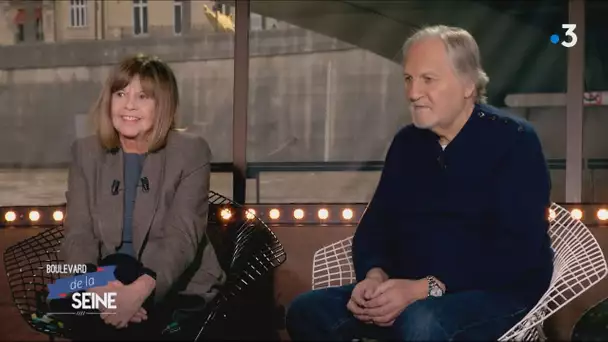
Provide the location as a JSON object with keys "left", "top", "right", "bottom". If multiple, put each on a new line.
{"left": 129, "top": 307, "right": 148, "bottom": 323}
{"left": 86, "top": 280, "right": 123, "bottom": 314}
{"left": 101, "top": 275, "right": 156, "bottom": 329}
{"left": 101, "top": 282, "right": 148, "bottom": 328}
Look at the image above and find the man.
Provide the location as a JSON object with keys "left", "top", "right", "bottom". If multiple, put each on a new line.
{"left": 286, "top": 25, "right": 554, "bottom": 341}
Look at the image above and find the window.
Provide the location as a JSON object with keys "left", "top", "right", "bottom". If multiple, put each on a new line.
{"left": 133, "top": 0, "right": 148, "bottom": 36}
{"left": 250, "top": 13, "right": 262, "bottom": 31}
{"left": 250, "top": 13, "right": 278, "bottom": 31}
{"left": 36, "top": 17, "right": 43, "bottom": 41}
{"left": 16, "top": 24, "right": 24, "bottom": 42}
{"left": 13, "top": 8, "right": 42, "bottom": 42}
{"left": 69, "top": 0, "right": 87, "bottom": 27}
{"left": 174, "top": 0, "right": 182, "bottom": 35}
{"left": 213, "top": 3, "right": 231, "bottom": 16}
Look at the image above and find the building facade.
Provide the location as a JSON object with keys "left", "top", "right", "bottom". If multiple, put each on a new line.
{"left": 0, "top": 0, "right": 285, "bottom": 46}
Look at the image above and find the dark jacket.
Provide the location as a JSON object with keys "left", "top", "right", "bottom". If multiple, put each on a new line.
{"left": 352, "top": 103, "right": 554, "bottom": 306}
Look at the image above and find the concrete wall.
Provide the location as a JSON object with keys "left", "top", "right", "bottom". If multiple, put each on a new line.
{"left": 0, "top": 28, "right": 607, "bottom": 203}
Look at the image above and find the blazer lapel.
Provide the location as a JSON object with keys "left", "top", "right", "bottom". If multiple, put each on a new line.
{"left": 98, "top": 149, "right": 124, "bottom": 250}
{"left": 133, "top": 150, "right": 165, "bottom": 258}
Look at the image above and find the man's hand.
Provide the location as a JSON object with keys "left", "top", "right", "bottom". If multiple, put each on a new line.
{"left": 363, "top": 279, "right": 427, "bottom": 327}
{"left": 347, "top": 277, "right": 383, "bottom": 323}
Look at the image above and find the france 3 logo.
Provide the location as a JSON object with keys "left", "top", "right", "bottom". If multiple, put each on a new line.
{"left": 550, "top": 24, "right": 577, "bottom": 48}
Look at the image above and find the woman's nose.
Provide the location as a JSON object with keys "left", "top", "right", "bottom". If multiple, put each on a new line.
{"left": 124, "top": 95, "right": 137, "bottom": 110}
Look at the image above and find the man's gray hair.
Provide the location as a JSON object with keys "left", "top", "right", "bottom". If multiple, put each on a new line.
{"left": 402, "top": 25, "right": 489, "bottom": 104}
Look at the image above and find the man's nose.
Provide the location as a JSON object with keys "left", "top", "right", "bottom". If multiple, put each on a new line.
{"left": 407, "top": 80, "right": 422, "bottom": 102}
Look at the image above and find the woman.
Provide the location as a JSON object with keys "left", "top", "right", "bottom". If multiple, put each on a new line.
{"left": 58, "top": 54, "right": 226, "bottom": 340}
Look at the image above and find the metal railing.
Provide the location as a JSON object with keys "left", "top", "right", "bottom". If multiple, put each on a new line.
{"left": 215, "top": 158, "right": 608, "bottom": 203}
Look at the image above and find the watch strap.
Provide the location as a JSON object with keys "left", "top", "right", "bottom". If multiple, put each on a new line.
{"left": 426, "top": 275, "right": 443, "bottom": 297}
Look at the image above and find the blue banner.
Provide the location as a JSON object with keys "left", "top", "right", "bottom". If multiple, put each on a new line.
{"left": 47, "top": 266, "right": 117, "bottom": 300}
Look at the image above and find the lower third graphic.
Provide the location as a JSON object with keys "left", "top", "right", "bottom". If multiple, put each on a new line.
{"left": 46, "top": 265, "right": 118, "bottom": 315}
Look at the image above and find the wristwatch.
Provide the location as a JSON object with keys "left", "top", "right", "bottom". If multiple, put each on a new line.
{"left": 426, "top": 276, "right": 444, "bottom": 297}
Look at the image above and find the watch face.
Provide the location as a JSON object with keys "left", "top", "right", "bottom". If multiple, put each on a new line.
{"left": 430, "top": 287, "right": 443, "bottom": 297}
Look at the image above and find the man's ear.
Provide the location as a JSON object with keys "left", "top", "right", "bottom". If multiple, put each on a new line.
{"left": 464, "top": 79, "right": 476, "bottom": 99}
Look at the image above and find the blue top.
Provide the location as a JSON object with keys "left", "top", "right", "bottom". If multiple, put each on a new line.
{"left": 116, "top": 153, "right": 146, "bottom": 257}
{"left": 352, "top": 103, "right": 554, "bottom": 306}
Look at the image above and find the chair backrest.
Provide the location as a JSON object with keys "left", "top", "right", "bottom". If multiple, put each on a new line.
{"left": 544, "top": 203, "right": 607, "bottom": 310}
{"left": 312, "top": 236, "right": 355, "bottom": 290}
{"left": 498, "top": 203, "right": 608, "bottom": 340}
{"left": 192, "top": 192, "right": 287, "bottom": 341}
{"left": 206, "top": 191, "right": 287, "bottom": 304}
{"left": 3, "top": 226, "right": 65, "bottom": 336}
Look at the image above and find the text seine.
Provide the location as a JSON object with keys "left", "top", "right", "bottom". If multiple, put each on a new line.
{"left": 72, "top": 292, "right": 117, "bottom": 310}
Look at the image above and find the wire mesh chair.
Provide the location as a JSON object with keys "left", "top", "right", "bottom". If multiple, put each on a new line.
{"left": 311, "top": 203, "right": 608, "bottom": 341}
{"left": 4, "top": 191, "right": 287, "bottom": 341}
{"left": 4, "top": 225, "right": 65, "bottom": 338}
{"left": 499, "top": 203, "right": 607, "bottom": 341}
{"left": 189, "top": 191, "right": 287, "bottom": 341}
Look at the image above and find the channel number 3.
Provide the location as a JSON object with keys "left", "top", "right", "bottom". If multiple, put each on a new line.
{"left": 561, "top": 24, "right": 577, "bottom": 48}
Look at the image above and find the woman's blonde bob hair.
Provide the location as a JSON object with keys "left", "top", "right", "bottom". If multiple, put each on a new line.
{"left": 92, "top": 53, "right": 179, "bottom": 153}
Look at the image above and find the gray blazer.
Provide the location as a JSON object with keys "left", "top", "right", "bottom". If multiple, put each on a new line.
{"left": 60, "top": 130, "right": 226, "bottom": 304}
